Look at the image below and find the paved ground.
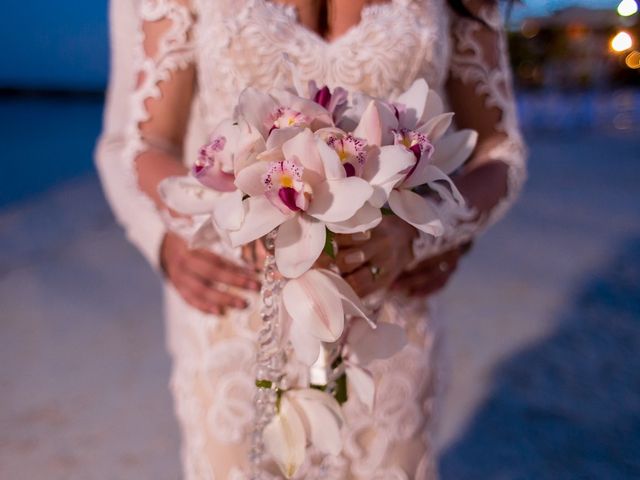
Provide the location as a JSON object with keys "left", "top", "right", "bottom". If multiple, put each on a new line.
{"left": 0, "top": 129, "right": 639, "bottom": 479}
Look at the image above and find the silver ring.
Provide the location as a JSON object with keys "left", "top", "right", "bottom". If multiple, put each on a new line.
{"left": 438, "top": 261, "right": 449, "bottom": 273}
{"left": 370, "top": 264, "right": 382, "bottom": 280}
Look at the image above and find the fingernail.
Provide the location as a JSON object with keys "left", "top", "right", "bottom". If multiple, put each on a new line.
{"left": 352, "top": 231, "right": 371, "bottom": 241}
{"left": 345, "top": 250, "right": 366, "bottom": 265}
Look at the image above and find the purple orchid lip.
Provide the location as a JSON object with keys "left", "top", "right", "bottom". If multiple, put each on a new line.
{"left": 278, "top": 187, "right": 301, "bottom": 211}
{"left": 343, "top": 163, "right": 356, "bottom": 177}
{"left": 314, "top": 86, "right": 332, "bottom": 109}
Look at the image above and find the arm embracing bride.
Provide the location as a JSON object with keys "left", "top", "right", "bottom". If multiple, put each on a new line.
{"left": 95, "top": 0, "right": 259, "bottom": 315}
{"left": 339, "top": 0, "right": 528, "bottom": 297}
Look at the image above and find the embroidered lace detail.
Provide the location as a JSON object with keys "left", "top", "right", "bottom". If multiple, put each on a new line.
{"left": 121, "top": 0, "right": 199, "bottom": 260}
{"left": 411, "top": 1, "right": 528, "bottom": 262}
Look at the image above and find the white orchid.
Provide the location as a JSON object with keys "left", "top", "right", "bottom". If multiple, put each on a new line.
{"left": 281, "top": 268, "right": 373, "bottom": 366}
{"left": 223, "top": 127, "right": 376, "bottom": 278}
{"left": 381, "top": 79, "right": 479, "bottom": 235}
{"left": 263, "top": 388, "right": 344, "bottom": 478}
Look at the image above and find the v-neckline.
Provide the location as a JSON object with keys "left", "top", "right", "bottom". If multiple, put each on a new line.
{"left": 260, "top": 0, "right": 397, "bottom": 48}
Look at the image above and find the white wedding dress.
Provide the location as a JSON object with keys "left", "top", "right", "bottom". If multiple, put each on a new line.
{"left": 95, "top": 0, "right": 527, "bottom": 478}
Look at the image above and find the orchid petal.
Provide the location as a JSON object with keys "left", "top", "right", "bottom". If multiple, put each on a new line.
{"left": 289, "top": 388, "right": 344, "bottom": 425}
{"left": 237, "top": 87, "right": 278, "bottom": 138}
{"left": 417, "top": 112, "right": 454, "bottom": 142}
{"left": 271, "top": 89, "right": 333, "bottom": 128}
{"left": 423, "top": 89, "right": 445, "bottom": 123}
{"left": 266, "top": 126, "right": 304, "bottom": 151}
{"left": 275, "top": 215, "right": 326, "bottom": 278}
{"left": 353, "top": 100, "right": 382, "bottom": 146}
{"left": 282, "top": 269, "right": 345, "bottom": 342}
{"left": 345, "top": 364, "right": 375, "bottom": 411}
{"left": 288, "top": 317, "right": 322, "bottom": 366}
{"left": 362, "top": 145, "right": 415, "bottom": 207}
{"left": 228, "top": 196, "right": 290, "bottom": 246}
{"left": 282, "top": 129, "right": 324, "bottom": 185}
{"left": 347, "top": 318, "right": 408, "bottom": 365}
{"left": 158, "top": 176, "right": 219, "bottom": 215}
{"left": 263, "top": 397, "right": 306, "bottom": 479}
{"left": 388, "top": 189, "right": 444, "bottom": 236}
{"left": 212, "top": 189, "right": 245, "bottom": 231}
{"left": 234, "top": 161, "right": 269, "bottom": 196}
{"left": 290, "top": 396, "right": 343, "bottom": 455}
{"left": 326, "top": 203, "right": 382, "bottom": 234}
{"left": 316, "top": 269, "right": 375, "bottom": 328}
{"left": 396, "top": 78, "right": 429, "bottom": 130}
{"left": 307, "top": 178, "right": 373, "bottom": 223}
{"left": 431, "top": 129, "right": 478, "bottom": 175}
{"left": 316, "top": 137, "right": 346, "bottom": 180}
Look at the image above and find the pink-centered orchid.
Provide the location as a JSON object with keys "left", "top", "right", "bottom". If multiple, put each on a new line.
{"left": 158, "top": 118, "right": 265, "bottom": 235}
{"left": 225, "top": 127, "right": 376, "bottom": 278}
{"left": 378, "top": 79, "right": 479, "bottom": 235}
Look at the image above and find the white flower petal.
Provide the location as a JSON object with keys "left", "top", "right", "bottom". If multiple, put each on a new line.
{"left": 289, "top": 388, "right": 345, "bottom": 425}
{"left": 431, "top": 129, "right": 478, "bottom": 174}
{"left": 422, "top": 89, "right": 445, "bottom": 123}
{"left": 347, "top": 317, "right": 408, "bottom": 365}
{"left": 282, "top": 270, "right": 345, "bottom": 342}
{"left": 316, "top": 137, "right": 346, "bottom": 180}
{"left": 352, "top": 100, "right": 382, "bottom": 146}
{"left": 362, "top": 145, "right": 415, "bottom": 207}
{"left": 282, "top": 128, "right": 324, "bottom": 185}
{"left": 234, "top": 161, "right": 268, "bottom": 196}
{"left": 263, "top": 397, "right": 307, "bottom": 479}
{"left": 237, "top": 87, "right": 278, "bottom": 138}
{"left": 345, "top": 364, "right": 376, "bottom": 411}
{"left": 275, "top": 215, "right": 326, "bottom": 279}
{"left": 288, "top": 317, "right": 322, "bottom": 366}
{"left": 212, "top": 189, "right": 245, "bottom": 231}
{"left": 307, "top": 178, "right": 373, "bottom": 223}
{"left": 316, "top": 269, "right": 375, "bottom": 328}
{"left": 396, "top": 78, "right": 429, "bottom": 130}
{"left": 326, "top": 203, "right": 382, "bottom": 234}
{"left": 228, "top": 196, "right": 290, "bottom": 246}
{"left": 158, "top": 176, "right": 219, "bottom": 215}
{"left": 388, "top": 189, "right": 444, "bottom": 236}
{"left": 290, "top": 396, "right": 343, "bottom": 456}
{"left": 266, "top": 126, "right": 304, "bottom": 151}
{"left": 417, "top": 112, "right": 454, "bottom": 142}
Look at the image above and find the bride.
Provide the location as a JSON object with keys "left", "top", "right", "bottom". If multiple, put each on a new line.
{"left": 95, "top": 0, "right": 527, "bottom": 478}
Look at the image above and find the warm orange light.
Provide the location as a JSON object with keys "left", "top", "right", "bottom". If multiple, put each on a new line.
{"left": 625, "top": 50, "right": 640, "bottom": 68}
{"left": 611, "top": 31, "right": 634, "bottom": 52}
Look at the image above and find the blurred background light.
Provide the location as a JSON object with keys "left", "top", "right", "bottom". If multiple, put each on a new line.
{"left": 611, "top": 31, "right": 634, "bottom": 51}
{"left": 626, "top": 50, "right": 640, "bottom": 68}
{"left": 617, "top": 0, "right": 638, "bottom": 16}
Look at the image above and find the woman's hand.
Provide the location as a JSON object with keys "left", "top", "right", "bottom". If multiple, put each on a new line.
{"left": 393, "top": 242, "right": 473, "bottom": 296}
{"left": 160, "top": 231, "right": 261, "bottom": 315}
{"left": 332, "top": 216, "right": 417, "bottom": 297}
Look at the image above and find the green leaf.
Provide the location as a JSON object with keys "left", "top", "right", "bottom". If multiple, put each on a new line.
{"left": 381, "top": 207, "right": 394, "bottom": 216}
{"left": 322, "top": 228, "right": 336, "bottom": 259}
{"left": 334, "top": 373, "right": 348, "bottom": 405}
{"left": 255, "top": 379, "right": 273, "bottom": 389}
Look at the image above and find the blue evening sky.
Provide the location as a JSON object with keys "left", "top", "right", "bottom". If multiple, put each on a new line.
{"left": 0, "top": 0, "right": 622, "bottom": 91}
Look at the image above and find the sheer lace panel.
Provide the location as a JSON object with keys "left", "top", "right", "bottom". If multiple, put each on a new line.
{"left": 104, "top": 0, "right": 196, "bottom": 268}
{"left": 410, "top": 0, "right": 528, "bottom": 263}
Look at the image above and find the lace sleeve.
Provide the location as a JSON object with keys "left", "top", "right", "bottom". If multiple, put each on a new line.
{"left": 410, "top": 0, "right": 528, "bottom": 263}
{"left": 95, "top": 0, "right": 196, "bottom": 270}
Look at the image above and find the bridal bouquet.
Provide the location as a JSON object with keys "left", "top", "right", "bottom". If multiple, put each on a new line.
{"left": 159, "top": 78, "right": 477, "bottom": 477}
